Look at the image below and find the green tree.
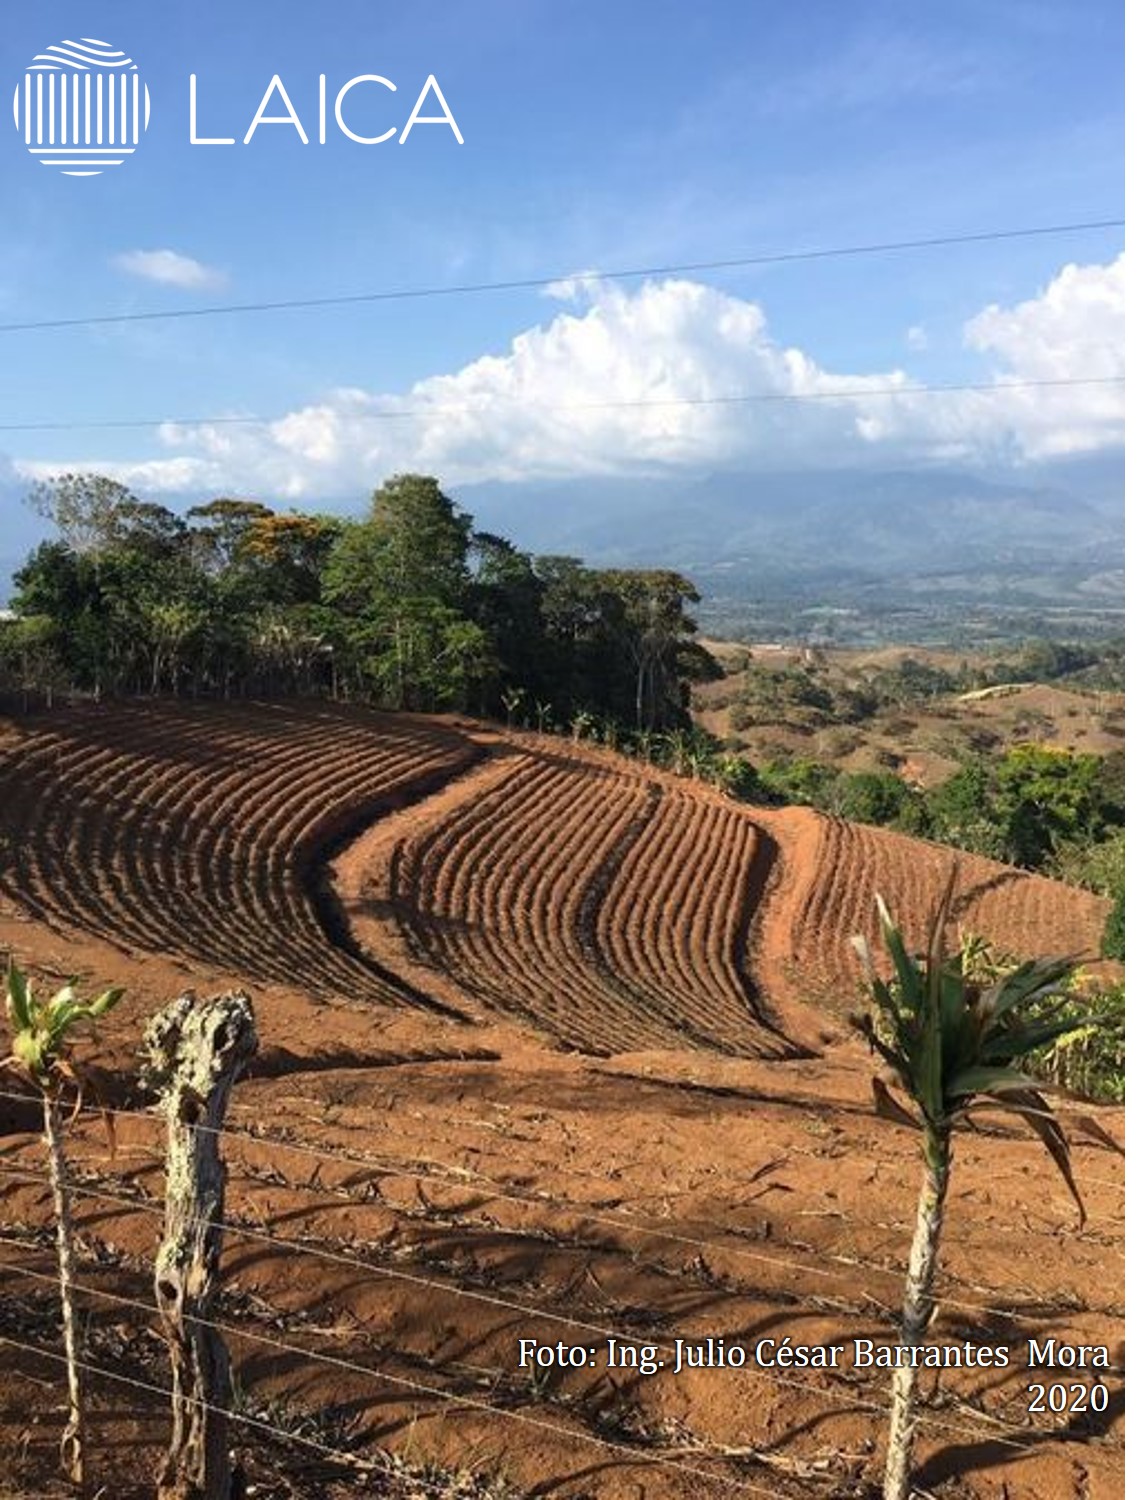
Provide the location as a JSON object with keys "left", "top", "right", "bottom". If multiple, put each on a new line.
{"left": 995, "top": 745, "right": 1121, "bottom": 867}
{"left": 13, "top": 543, "right": 115, "bottom": 696}
{"left": 598, "top": 569, "right": 705, "bottom": 730}
{"left": 98, "top": 497, "right": 187, "bottom": 557}
{"left": 467, "top": 532, "right": 547, "bottom": 714}
{"left": 26, "top": 473, "right": 140, "bottom": 556}
{"left": 369, "top": 473, "right": 472, "bottom": 601}
{"left": 139, "top": 600, "right": 204, "bottom": 695}
{"left": 243, "top": 511, "right": 342, "bottom": 605}
{"left": 186, "top": 498, "right": 276, "bottom": 575}
{"left": 0, "top": 615, "right": 67, "bottom": 708}
{"left": 15, "top": 491, "right": 203, "bottom": 696}
{"left": 322, "top": 480, "right": 485, "bottom": 711}
{"left": 923, "top": 760, "right": 1009, "bottom": 861}
{"left": 534, "top": 556, "right": 607, "bottom": 718}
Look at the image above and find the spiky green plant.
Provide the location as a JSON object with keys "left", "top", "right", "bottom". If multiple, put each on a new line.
{"left": 534, "top": 701, "right": 554, "bottom": 734}
{"left": 569, "top": 708, "right": 596, "bottom": 743}
{"left": 500, "top": 685, "right": 526, "bottom": 729}
{"left": 3, "top": 960, "right": 123, "bottom": 1493}
{"left": 851, "top": 876, "right": 1089, "bottom": 1500}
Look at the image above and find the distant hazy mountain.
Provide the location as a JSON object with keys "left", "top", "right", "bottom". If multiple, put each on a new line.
{"left": 0, "top": 456, "right": 1122, "bottom": 616}
{"left": 455, "top": 460, "right": 1123, "bottom": 600}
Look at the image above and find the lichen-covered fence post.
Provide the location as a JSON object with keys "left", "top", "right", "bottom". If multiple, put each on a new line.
{"left": 144, "top": 991, "right": 258, "bottom": 1500}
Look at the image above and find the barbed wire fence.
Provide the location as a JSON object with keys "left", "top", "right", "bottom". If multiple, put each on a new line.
{"left": 0, "top": 1081, "right": 1123, "bottom": 1497}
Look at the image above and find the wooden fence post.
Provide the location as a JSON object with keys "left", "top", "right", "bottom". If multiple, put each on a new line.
{"left": 144, "top": 991, "right": 258, "bottom": 1500}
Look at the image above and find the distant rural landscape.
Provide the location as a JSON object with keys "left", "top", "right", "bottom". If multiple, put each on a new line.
{"left": 0, "top": 470, "right": 1123, "bottom": 1498}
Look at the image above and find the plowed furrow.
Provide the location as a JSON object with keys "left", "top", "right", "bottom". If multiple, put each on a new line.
{"left": 0, "top": 704, "right": 475, "bottom": 1009}
{"left": 392, "top": 756, "right": 558, "bottom": 992}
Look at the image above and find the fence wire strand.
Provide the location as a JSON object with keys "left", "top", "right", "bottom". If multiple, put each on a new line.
{"left": 0, "top": 1087, "right": 1121, "bottom": 1325}
{"left": 0, "top": 1178, "right": 1123, "bottom": 1466}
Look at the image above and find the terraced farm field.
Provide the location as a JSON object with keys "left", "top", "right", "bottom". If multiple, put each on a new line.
{"left": 781, "top": 815, "right": 1113, "bottom": 1006}
{"left": 0, "top": 702, "right": 480, "bottom": 1012}
{"left": 0, "top": 701, "right": 1122, "bottom": 1500}
{"left": 336, "top": 748, "right": 800, "bottom": 1058}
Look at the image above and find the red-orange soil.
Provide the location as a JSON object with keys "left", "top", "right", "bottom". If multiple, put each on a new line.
{"left": 0, "top": 702, "right": 1123, "bottom": 1499}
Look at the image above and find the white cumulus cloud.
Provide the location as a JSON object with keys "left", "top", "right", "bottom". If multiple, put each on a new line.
{"left": 113, "top": 249, "right": 227, "bottom": 291}
{"left": 117, "top": 277, "right": 920, "bottom": 495}
{"left": 959, "top": 255, "right": 1125, "bottom": 458}
{"left": 18, "top": 254, "right": 1124, "bottom": 497}
{"left": 859, "top": 254, "right": 1124, "bottom": 462}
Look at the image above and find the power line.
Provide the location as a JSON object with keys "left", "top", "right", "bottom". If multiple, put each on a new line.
{"left": 0, "top": 1330, "right": 804, "bottom": 1500}
{"left": 0, "top": 375, "right": 1123, "bottom": 436}
{"left": 2, "top": 1168, "right": 907, "bottom": 1447}
{"left": 0, "top": 1332, "right": 411, "bottom": 1489}
{"left": 218, "top": 1092, "right": 1122, "bottom": 1197}
{"left": 0, "top": 218, "right": 1122, "bottom": 336}
{"left": 0, "top": 1160, "right": 657, "bottom": 1350}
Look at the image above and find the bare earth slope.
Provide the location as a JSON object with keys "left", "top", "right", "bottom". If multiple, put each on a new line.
{"left": 0, "top": 702, "right": 1122, "bottom": 1500}
{"left": 333, "top": 735, "right": 1109, "bottom": 1056}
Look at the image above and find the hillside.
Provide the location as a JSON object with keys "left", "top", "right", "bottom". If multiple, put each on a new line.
{"left": 0, "top": 702, "right": 1112, "bottom": 1054}
{"left": 694, "top": 640, "right": 1125, "bottom": 789}
{"left": 0, "top": 702, "right": 1121, "bottom": 1499}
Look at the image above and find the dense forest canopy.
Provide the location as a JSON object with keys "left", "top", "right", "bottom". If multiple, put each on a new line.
{"left": 1, "top": 472, "right": 718, "bottom": 728}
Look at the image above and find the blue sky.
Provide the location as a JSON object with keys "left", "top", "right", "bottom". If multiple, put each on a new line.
{"left": 0, "top": 0, "right": 1124, "bottom": 515}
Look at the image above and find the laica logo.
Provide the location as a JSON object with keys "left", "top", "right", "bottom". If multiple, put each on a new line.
{"left": 11, "top": 43, "right": 463, "bottom": 175}
{"left": 12, "top": 37, "right": 150, "bottom": 176}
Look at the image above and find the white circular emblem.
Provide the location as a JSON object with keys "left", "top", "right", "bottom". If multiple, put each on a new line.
{"left": 12, "top": 38, "right": 150, "bottom": 176}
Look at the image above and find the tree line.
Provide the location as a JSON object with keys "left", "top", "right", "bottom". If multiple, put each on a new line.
{"left": 0, "top": 472, "right": 717, "bottom": 729}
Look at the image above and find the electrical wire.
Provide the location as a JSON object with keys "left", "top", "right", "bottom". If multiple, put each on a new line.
{"left": 0, "top": 217, "right": 1122, "bottom": 335}
{"left": 0, "top": 1259, "right": 814, "bottom": 1497}
{"left": 0, "top": 375, "right": 1122, "bottom": 437}
{"left": 0, "top": 1098, "right": 1122, "bottom": 1329}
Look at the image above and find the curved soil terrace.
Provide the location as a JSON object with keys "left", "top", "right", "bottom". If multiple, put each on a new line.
{"left": 335, "top": 742, "right": 808, "bottom": 1058}
{"left": 0, "top": 702, "right": 1110, "bottom": 1058}
{"left": 775, "top": 815, "right": 1113, "bottom": 1007}
{"left": 0, "top": 701, "right": 480, "bottom": 1016}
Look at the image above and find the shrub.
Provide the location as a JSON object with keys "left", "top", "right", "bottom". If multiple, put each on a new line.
{"left": 1026, "top": 980, "right": 1124, "bottom": 1102}
{"left": 825, "top": 770, "right": 913, "bottom": 826}
{"left": 1102, "top": 891, "right": 1124, "bottom": 961}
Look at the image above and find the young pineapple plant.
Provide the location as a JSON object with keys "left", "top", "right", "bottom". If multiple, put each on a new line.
{"left": 851, "top": 873, "right": 1090, "bottom": 1500}
{"left": 3, "top": 960, "right": 123, "bottom": 1493}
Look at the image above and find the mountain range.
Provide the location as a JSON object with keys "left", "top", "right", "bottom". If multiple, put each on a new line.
{"left": 0, "top": 457, "right": 1123, "bottom": 620}
{"left": 456, "top": 457, "right": 1123, "bottom": 602}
